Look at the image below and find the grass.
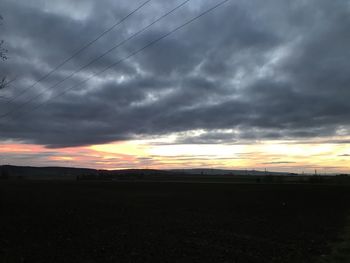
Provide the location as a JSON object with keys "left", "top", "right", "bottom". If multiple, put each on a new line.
{"left": 1, "top": 180, "right": 350, "bottom": 262}
{"left": 319, "top": 215, "right": 350, "bottom": 263}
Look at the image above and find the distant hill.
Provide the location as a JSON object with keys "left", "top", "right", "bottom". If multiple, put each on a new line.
{"left": 169, "top": 168, "right": 292, "bottom": 176}
{"left": 0, "top": 165, "right": 293, "bottom": 179}
{"left": 1, "top": 165, "right": 349, "bottom": 184}
{"left": 0, "top": 165, "right": 97, "bottom": 179}
{"left": 0, "top": 165, "right": 182, "bottom": 180}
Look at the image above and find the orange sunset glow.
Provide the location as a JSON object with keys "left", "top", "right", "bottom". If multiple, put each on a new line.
{"left": 1, "top": 137, "right": 349, "bottom": 174}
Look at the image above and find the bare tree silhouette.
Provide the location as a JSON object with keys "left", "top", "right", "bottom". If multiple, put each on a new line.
{"left": 0, "top": 15, "right": 8, "bottom": 90}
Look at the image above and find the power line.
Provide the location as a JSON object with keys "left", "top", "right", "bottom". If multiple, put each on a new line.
{"left": 1, "top": 0, "right": 191, "bottom": 119}
{"left": 3, "top": 75, "right": 18, "bottom": 87}
{"left": 1, "top": 0, "right": 229, "bottom": 120}
{"left": 0, "top": 76, "right": 17, "bottom": 100}
{"left": 4, "top": 0, "right": 152, "bottom": 105}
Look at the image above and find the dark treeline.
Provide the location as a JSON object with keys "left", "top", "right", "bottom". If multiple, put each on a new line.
{"left": 0, "top": 165, "right": 349, "bottom": 184}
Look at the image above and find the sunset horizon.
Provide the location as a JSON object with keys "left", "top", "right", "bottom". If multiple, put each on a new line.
{"left": 1, "top": 137, "right": 349, "bottom": 174}
{"left": 1, "top": 1, "right": 350, "bottom": 261}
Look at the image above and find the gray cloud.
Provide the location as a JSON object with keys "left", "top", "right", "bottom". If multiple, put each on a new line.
{"left": 0, "top": 0, "right": 350, "bottom": 147}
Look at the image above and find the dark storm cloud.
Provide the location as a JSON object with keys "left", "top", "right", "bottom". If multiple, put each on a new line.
{"left": 175, "top": 131, "right": 237, "bottom": 144}
{"left": 0, "top": 0, "right": 350, "bottom": 147}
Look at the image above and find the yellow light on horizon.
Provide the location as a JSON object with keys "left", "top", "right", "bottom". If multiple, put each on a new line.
{"left": 148, "top": 144, "right": 246, "bottom": 157}
{"left": 1, "top": 137, "right": 348, "bottom": 173}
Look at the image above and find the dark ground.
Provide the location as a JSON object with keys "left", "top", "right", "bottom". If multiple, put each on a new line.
{"left": 0, "top": 181, "right": 349, "bottom": 263}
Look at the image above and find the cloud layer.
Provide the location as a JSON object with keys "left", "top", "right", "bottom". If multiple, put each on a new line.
{"left": 0, "top": 0, "right": 349, "bottom": 147}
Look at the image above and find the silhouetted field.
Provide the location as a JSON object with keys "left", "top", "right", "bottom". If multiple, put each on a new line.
{"left": 1, "top": 181, "right": 349, "bottom": 262}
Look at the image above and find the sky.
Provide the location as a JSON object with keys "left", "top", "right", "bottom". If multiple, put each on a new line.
{"left": 0, "top": 0, "right": 349, "bottom": 173}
